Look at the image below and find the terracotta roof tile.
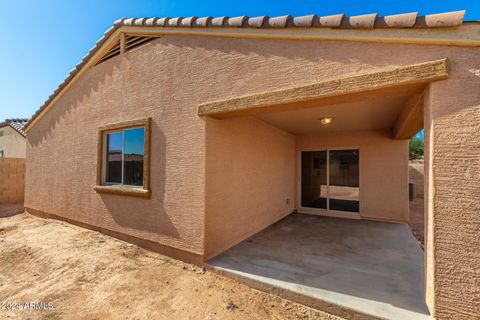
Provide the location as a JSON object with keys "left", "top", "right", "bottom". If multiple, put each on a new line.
{"left": 424, "top": 10, "right": 465, "bottom": 27}
{"left": 319, "top": 14, "right": 344, "bottom": 27}
{"left": 195, "top": 16, "right": 213, "bottom": 27}
{"left": 122, "top": 18, "right": 135, "bottom": 26}
{"left": 112, "top": 11, "right": 466, "bottom": 29}
{"left": 144, "top": 18, "right": 158, "bottom": 26}
{"left": 24, "top": 10, "right": 469, "bottom": 132}
{"left": 344, "top": 13, "right": 378, "bottom": 28}
{"left": 167, "top": 17, "right": 183, "bottom": 27}
{"left": 247, "top": 16, "right": 268, "bottom": 28}
{"left": 156, "top": 17, "right": 170, "bottom": 26}
{"left": 114, "top": 18, "right": 124, "bottom": 26}
{"left": 267, "top": 15, "right": 293, "bottom": 28}
{"left": 211, "top": 16, "right": 228, "bottom": 27}
{"left": 228, "top": 16, "right": 248, "bottom": 27}
{"left": 380, "top": 12, "right": 418, "bottom": 27}
{"left": 133, "top": 18, "right": 147, "bottom": 26}
{"left": 293, "top": 14, "right": 319, "bottom": 27}
{"left": 181, "top": 16, "right": 197, "bottom": 27}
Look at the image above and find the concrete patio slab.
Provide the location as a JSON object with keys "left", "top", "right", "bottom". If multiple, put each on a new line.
{"left": 207, "top": 214, "right": 429, "bottom": 320}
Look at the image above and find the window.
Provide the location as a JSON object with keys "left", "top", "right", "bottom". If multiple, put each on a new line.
{"left": 94, "top": 118, "right": 151, "bottom": 198}
{"left": 301, "top": 149, "right": 359, "bottom": 213}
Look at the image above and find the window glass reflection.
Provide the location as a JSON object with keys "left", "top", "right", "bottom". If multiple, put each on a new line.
{"left": 123, "top": 128, "right": 145, "bottom": 186}
{"left": 329, "top": 150, "right": 359, "bottom": 212}
{"left": 106, "top": 132, "right": 122, "bottom": 183}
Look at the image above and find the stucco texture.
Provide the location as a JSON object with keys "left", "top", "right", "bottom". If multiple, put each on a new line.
{"left": 0, "top": 158, "right": 25, "bottom": 204}
{"left": 424, "top": 52, "right": 480, "bottom": 319}
{"left": 296, "top": 130, "right": 409, "bottom": 222}
{"left": 0, "top": 126, "right": 26, "bottom": 158}
{"left": 204, "top": 116, "right": 295, "bottom": 259}
{"left": 25, "top": 33, "right": 479, "bottom": 318}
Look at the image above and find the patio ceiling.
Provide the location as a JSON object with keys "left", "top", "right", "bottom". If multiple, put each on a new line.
{"left": 256, "top": 95, "right": 410, "bottom": 134}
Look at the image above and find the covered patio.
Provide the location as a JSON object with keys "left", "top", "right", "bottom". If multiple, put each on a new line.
{"left": 207, "top": 214, "right": 428, "bottom": 320}
{"left": 201, "top": 57, "right": 467, "bottom": 318}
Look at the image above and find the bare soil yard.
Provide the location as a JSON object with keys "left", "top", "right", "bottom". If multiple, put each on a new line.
{"left": 0, "top": 213, "right": 341, "bottom": 320}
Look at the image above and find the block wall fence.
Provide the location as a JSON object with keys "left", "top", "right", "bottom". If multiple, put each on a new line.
{"left": 0, "top": 158, "right": 25, "bottom": 204}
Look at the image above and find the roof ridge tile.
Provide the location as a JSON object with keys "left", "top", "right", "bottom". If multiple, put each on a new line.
{"left": 228, "top": 16, "right": 248, "bottom": 27}
{"left": 211, "top": 16, "right": 228, "bottom": 27}
{"left": 167, "top": 17, "right": 183, "bottom": 27}
{"left": 181, "top": 16, "right": 198, "bottom": 27}
{"left": 195, "top": 16, "right": 213, "bottom": 27}
{"left": 156, "top": 17, "right": 170, "bottom": 26}
{"left": 379, "top": 12, "right": 418, "bottom": 28}
{"left": 424, "top": 10, "right": 465, "bottom": 27}
{"left": 293, "top": 14, "right": 319, "bottom": 27}
{"left": 267, "top": 15, "right": 293, "bottom": 28}
{"left": 248, "top": 16, "right": 268, "bottom": 28}
{"left": 319, "top": 14, "right": 344, "bottom": 27}
{"left": 344, "top": 13, "right": 378, "bottom": 28}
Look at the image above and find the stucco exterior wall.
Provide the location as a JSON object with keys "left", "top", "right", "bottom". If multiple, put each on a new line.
{"left": 25, "top": 33, "right": 479, "bottom": 312}
{"left": 423, "top": 50, "right": 480, "bottom": 319}
{"left": 0, "top": 158, "right": 25, "bottom": 204}
{"left": 204, "top": 117, "right": 295, "bottom": 259}
{"left": 0, "top": 126, "right": 26, "bottom": 158}
{"left": 27, "top": 35, "right": 420, "bottom": 258}
{"left": 25, "top": 37, "right": 209, "bottom": 258}
{"left": 296, "top": 130, "right": 409, "bottom": 222}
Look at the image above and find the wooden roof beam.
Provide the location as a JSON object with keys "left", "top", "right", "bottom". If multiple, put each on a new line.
{"left": 392, "top": 93, "right": 424, "bottom": 140}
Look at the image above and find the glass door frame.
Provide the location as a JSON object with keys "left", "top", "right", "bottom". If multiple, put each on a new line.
{"left": 297, "top": 147, "right": 361, "bottom": 218}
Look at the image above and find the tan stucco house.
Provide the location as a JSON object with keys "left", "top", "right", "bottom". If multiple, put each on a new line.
{"left": 23, "top": 11, "right": 479, "bottom": 319}
{"left": 0, "top": 118, "right": 27, "bottom": 158}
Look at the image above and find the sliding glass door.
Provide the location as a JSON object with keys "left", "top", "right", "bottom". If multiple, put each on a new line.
{"left": 300, "top": 149, "right": 359, "bottom": 214}
{"left": 301, "top": 151, "right": 327, "bottom": 209}
{"left": 328, "top": 150, "right": 360, "bottom": 212}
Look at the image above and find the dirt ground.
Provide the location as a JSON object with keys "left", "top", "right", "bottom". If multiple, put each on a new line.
{"left": 0, "top": 213, "right": 342, "bottom": 320}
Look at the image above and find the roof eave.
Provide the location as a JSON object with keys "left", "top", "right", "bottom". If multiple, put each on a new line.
{"left": 24, "top": 20, "right": 480, "bottom": 133}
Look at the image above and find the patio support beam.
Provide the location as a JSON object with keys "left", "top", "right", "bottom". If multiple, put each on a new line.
{"left": 392, "top": 93, "right": 424, "bottom": 140}
{"left": 198, "top": 59, "right": 449, "bottom": 119}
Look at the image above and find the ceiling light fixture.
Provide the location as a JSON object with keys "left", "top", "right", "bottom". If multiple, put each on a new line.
{"left": 319, "top": 117, "right": 333, "bottom": 125}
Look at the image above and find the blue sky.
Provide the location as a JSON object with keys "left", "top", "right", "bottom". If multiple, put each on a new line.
{"left": 0, "top": 0, "right": 478, "bottom": 121}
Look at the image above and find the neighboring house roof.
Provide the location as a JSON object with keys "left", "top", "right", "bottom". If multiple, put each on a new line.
{"left": 0, "top": 119, "right": 28, "bottom": 137}
{"left": 25, "top": 10, "right": 475, "bottom": 133}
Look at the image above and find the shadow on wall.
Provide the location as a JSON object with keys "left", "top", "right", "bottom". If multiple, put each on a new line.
{"left": 25, "top": 47, "right": 184, "bottom": 241}
{"left": 98, "top": 122, "right": 181, "bottom": 239}
{"left": 156, "top": 36, "right": 480, "bottom": 118}
{"left": 28, "top": 55, "right": 123, "bottom": 148}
